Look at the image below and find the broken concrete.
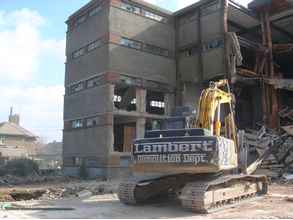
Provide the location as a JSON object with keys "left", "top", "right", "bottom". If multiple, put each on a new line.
{"left": 0, "top": 183, "right": 292, "bottom": 219}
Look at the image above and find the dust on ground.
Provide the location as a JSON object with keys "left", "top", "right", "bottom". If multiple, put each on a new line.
{"left": 0, "top": 181, "right": 292, "bottom": 219}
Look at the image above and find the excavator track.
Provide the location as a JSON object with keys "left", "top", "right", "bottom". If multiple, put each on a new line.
{"left": 118, "top": 180, "right": 138, "bottom": 205}
{"left": 180, "top": 175, "right": 268, "bottom": 213}
{"left": 118, "top": 176, "right": 174, "bottom": 205}
{"left": 118, "top": 174, "right": 197, "bottom": 205}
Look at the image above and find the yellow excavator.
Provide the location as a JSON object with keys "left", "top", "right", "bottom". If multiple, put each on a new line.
{"left": 118, "top": 80, "right": 268, "bottom": 213}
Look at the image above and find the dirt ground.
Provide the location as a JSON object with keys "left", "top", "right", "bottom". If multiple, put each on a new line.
{"left": 0, "top": 183, "right": 292, "bottom": 219}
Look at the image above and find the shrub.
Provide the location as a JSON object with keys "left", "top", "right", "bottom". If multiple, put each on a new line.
{"left": 5, "top": 158, "right": 39, "bottom": 176}
{"left": 79, "top": 160, "right": 88, "bottom": 180}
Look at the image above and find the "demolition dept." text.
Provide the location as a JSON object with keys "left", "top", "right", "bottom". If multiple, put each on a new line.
{"left": 136, "top": 154, "right": 208, "bottom": 164}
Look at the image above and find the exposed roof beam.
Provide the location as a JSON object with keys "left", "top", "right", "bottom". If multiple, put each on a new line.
{"left": 228, "top": 0, "right": 257, "bottom": 17}
{"left": 228, "top": 20, "right": 247, "bottom": 32}
{"left": 229, "top": 2, "right": 293, "bottom": 41}
{"left": 271, "top": 12, "right": 293, "bottom": 23}
{"left": 271, "top": 23, "right": 293, "bottom": 41}
{"left": 228, "top": 20, "right": 262, "bottom": 40}
{"left": 238, "top": 22, "right": 293, "bottom": 41}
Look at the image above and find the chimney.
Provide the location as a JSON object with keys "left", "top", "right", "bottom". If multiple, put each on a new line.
{"left": 8, "top": 107, "right": 20, "bottom": 125}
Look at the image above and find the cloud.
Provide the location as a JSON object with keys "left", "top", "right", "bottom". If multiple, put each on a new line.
{"left": 0, "top": 85, "right": 64, "bottom": 142}
{"left": 0, "top": 9, "right": 65, "bottom": 81}
{"left": 0, "top": 9, "right": 65, "bottom": 142}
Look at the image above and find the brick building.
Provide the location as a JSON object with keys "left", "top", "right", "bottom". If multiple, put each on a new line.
{"left": 63, "top": 0, "right": 293, "bottom": 178}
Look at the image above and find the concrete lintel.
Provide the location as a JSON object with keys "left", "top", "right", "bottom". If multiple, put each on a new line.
{"left": 113, "top": 110, "right": 168, "bottom": 119}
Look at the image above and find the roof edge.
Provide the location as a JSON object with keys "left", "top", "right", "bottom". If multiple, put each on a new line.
{"left": 67, "top": 0, "right": 173, "bottom": 23}
{"left": 173, "top": 0, "right": 217, "bottom": 16}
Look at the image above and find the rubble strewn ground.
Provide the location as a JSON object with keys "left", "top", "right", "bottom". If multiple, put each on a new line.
{"left": 0, "top": 175, "right": 119, "bottom": 202}
{"left": 0, "top": 182, "right": 292, "bottom": 219}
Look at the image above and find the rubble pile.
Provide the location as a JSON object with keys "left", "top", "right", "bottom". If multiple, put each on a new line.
{"left": 0, "top": 174, "right": 73, "bottom": 187}
{"left": 0, "top": 179, "right": 119, "bottom": 202}
{"left": 279, "top": 107, "right": 293, "bottom": 126}
{"left": 245, "top": 126, "right": 293, "bottom": 178}
{"left": 40, "top": 181, "right": 119, "bottom": 200}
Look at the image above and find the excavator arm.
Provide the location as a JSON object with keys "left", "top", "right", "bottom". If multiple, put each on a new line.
{"left": 193, "top": 80, "right": 238, "bottom": 151}
{"left": 194, "top": 79, "right": 274, "bottom": 175}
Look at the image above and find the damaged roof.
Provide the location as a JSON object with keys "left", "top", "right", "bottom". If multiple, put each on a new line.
{"left": 0, "top": 122, "right": 37, "bottom": 139}
{"left": 229, "top": 0, "right": 293, "bottom": 43}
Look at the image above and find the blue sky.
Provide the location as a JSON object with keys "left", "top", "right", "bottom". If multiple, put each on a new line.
{"left": 0, "top": 0, "right": 250, "bottom": 143}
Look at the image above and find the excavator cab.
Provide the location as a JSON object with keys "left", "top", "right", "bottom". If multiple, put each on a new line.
{"left": 131, "top": 80, "right": 238, "bottom": 175}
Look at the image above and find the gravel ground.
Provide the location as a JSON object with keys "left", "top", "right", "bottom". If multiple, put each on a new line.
{"left": 0, "top": 183, "right": 292, "bottom": 219}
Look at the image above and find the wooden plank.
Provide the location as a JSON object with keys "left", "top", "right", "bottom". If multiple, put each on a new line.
{"left": 123, "top": 126, "right": 136, "bottom": 152}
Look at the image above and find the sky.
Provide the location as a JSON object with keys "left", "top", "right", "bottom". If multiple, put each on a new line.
{"left": 0, "top": 0, "right": 251, "bottom": 143}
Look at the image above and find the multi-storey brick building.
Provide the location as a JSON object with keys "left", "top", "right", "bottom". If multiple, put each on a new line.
{"left": 63, "top": 0, "right": 293, "bottom": 178}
